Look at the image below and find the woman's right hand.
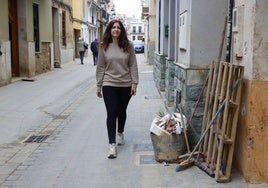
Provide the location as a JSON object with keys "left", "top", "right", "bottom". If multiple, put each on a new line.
{"left": 97, "top": 91, "right": 102, "bottom": 98}
{"left": 97, "top": 87, "right": 102, "bottom": 98}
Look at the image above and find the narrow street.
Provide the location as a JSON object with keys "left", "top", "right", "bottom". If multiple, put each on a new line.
{"left": 0, "top": 55, "right": 266, "bottom": 188}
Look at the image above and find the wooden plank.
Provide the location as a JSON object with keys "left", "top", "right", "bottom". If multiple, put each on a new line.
{"left": 201, "top": 61, "right": 219, "bottom": 154}
{"left": 211, "top": 62, "right": 229, "bottom": 168}
{"left": 215, "top": 64, "right": 244, "bottom": 182}
{"left": 215, "top": 63, "right": 234, "bottom": 181}
{"left": 206, "top": 61, "right": 225, "bottom": 168}
{"left": 198, "top": 61, "right": 244, "bottom": 182}
{"left": 217, "top": 66, "right": 244, "bottom": 182}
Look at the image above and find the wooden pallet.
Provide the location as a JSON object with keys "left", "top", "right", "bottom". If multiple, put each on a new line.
{"left": 199, "top": 61, "right": 244, "bottom": 182}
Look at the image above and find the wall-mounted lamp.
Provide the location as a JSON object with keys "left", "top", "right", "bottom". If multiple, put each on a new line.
{"left": 100, "top": 0, "right": 105, "bottom": 9}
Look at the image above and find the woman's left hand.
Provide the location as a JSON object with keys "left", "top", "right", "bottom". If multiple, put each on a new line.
{"left": 131, "top": 87, "right": 137, "bottom": 96}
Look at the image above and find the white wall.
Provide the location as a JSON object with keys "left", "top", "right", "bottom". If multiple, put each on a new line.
{"left": 233, "top": 0, "right": 268, "bottom": 81}
{"left": 178, "top": 0, "right": 228, "bottom": 68}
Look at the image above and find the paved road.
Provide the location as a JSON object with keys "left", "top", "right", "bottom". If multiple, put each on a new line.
{"left": 0, "top": 55, "right": 267, "bottom": 187}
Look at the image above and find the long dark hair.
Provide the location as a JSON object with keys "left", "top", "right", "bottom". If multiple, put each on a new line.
{"left": 101, "top": 19, "right": 131, "bottom": 52}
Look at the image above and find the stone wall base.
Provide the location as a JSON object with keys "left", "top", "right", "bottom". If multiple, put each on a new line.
{"left": 153, "top": 53, "right": 166, "bottom": 91}
{"left": 173, "top": 64, "right": 209, "bottom": 148}
{"left": 148, "top": 43, "right": 155, "bottom": 65}
{"left": 165, "top": 59, "right": 175, "bottom": 107}
{"left": 61, "top": 48, "right": 74, "bottom": 64}
{"left": 35, "top": 42, "right": 51, "bottom": 75}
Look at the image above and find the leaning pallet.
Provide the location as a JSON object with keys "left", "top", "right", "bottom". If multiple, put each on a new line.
{"left": 198, "top": 61, "right": 244, "bottom": 182}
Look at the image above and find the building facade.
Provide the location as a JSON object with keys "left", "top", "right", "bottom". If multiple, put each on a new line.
{"left": 0, "top": 0, "right": 112, "bottom": 86}
{"left": 52, "top": 0, "right": 75, "bottom": 67}
{"left": 0, "top": 0, "right": 54, "bottom": 87}
{"left": 87, "top": 0, "right": 100, "bottom": 43}
{"left": 128, "top": 18, "right": 145, "bottom": 42}
{"left": 151, "top": 0, "right": 268, "bottom": 183}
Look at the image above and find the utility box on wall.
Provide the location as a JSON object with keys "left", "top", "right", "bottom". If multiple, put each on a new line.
{"left": 232, "top": 5, "right": 245, "bottom": 58}
{"left": 179, "top": 11, "right": 187, "bottom": 51}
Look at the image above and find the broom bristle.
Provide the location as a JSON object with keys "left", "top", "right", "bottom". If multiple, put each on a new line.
{"left": 175, "top": 158, "right": 195, "bottom": 172}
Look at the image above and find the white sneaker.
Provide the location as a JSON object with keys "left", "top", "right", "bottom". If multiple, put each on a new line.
{"left": 107, "top": 143, "right": 117, "bottom": 159}
{"left": 117, "top": 133, "right": 125, "bottom": 145}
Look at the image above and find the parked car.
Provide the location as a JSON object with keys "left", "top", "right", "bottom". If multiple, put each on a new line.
{"left": 132, "top": 40, "right": 144, "bottom": 53}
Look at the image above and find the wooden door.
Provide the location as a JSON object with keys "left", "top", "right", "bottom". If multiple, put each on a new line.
{"left": 8, "top": 0, "right": 19, "bottom": 76}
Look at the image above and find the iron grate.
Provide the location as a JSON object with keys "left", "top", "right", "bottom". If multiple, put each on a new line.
{"left": 24, "top": 134, "right": 50, "bottom": 143}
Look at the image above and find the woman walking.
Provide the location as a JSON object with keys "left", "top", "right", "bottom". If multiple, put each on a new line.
{"left": 77, "top": 37, "right": 86, "bottom": 64}
{"left": 96, "top": 20, "right": 139, "bottom": 159}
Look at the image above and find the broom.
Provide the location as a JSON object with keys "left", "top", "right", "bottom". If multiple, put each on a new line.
{"left": 175, "top": 78, "right": 241, "bottom": 172}
{"left": 175, "top": 101, "right": 225, "bottom": 172}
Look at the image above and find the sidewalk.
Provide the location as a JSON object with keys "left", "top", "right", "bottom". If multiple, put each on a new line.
{"left": 0, "top": 54, "right": 267, "bottom": 187}
{"left": 0, "top": 55, "right": 95, "bottom": 185}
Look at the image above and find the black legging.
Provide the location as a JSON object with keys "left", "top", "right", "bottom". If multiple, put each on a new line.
{"left": 102, "top": 86, "right": 132, "bottom": 144}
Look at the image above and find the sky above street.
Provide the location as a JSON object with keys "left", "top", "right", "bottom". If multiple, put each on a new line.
{"left": 113, "top": 0, "right": 142, "bottom": 18}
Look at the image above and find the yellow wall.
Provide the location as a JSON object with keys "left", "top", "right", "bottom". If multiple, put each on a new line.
{"left": 72, "top": 0, "right": 82, "bottom": 30}
{"left": 0, "top": 0, "right": 9, "bottom": 40}
{"left": 39, "top": 0, "right": 53, "bottom": 41}
{"left": 234, "top": 80, "right": 268, "bottom": 183}
{"left": 26, "top": 0, "right": 52, "bottom": 41}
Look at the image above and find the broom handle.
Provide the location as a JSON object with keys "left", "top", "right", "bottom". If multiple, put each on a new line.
{"left": 179, "top": 104, "right": 191, "bottom": 153}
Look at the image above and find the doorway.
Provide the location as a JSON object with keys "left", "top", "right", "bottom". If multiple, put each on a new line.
{"left": 74, "top": 29, "right": 81, "bottom": 58}
{"left": 8, "top": 0, "right": 19, "bottom": 76}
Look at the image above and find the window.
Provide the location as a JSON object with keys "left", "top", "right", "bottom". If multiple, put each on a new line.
{"left": 62, "top": 11, "right": 66, "bottom": 45}
{"left": 33, "top": 3, "right": 40, "bottom": 52}
{"left": 132, "top": 26, "right": 136, "bottom": 33}
{"left": 138, "top": 26, "right": 142, "bottom": 33}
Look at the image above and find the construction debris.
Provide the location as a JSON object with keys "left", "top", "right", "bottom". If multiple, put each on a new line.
{"left": 150, "top": 113, "right": 187, "bottom": 136}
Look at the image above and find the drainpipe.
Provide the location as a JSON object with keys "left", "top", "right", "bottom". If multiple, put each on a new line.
{"left": 226, "top": 0, "right": 234, "bottom": 62}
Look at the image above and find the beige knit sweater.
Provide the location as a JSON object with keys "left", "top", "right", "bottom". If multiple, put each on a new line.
{"left": 96, "top": 42, "right": 139, "bottom": 91}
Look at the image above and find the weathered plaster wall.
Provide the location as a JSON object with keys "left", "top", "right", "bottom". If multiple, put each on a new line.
{"left": 61, "top": 49, "right": 74, "bottom": 64}
{"left": 233, "top": 0, "right": 268, "bottom": 183}
{"left": 252, "top": 1, "right": 268, "bottom": 81}
{"left": 0, "top": 42, "right": 11, "bottom": 86}
{"left": 35, "top": 42, "right": 51, "bottom": 75}
{"left": 0, "top": 0, "right": 9, "bottom": 40}
{"left": 234, "top": 0, "right": 268, "bottom": 80}
{"left": 0, "top": 0, "right": 11, "bottom": 86}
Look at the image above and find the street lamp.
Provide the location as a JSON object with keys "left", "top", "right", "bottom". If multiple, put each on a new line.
{"left": 100, "top": 0, "right": 105, "bottom": 9}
